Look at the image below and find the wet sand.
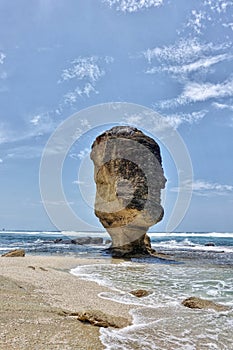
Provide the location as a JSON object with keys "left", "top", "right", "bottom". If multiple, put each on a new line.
{"left": 0, "top": 255, "right": 132, "bottom": 350}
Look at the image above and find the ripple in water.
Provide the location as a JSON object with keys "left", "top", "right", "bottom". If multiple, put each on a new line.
{"left": 72, "top": 262, "right": 233, "bottom": 350}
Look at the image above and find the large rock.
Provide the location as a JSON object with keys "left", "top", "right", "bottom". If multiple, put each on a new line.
{"left": 2, "top": 249, "right": 25, "bottom": 257}
{"left": 90, "top": 126, "right": 166, "bottom": 257}
{"left": 182, "top": 297, "right": 230, "bottom": 311}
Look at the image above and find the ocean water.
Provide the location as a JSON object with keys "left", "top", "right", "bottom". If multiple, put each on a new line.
{"left": 72, "top": 262, "right": 233, "bottom": 350}
{"left": 0, "top": 230, "right": 108, "bottom": 257}
{"left": 1, "top": 231, "right": 233, "bottom": 349}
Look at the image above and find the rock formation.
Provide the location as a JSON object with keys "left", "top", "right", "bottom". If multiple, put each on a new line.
{"left": 68, "top": 310, "right": 129, "bottom": 328}
{"left": 2, "top": 249, "right": 25, "bottom": 257}
{"left": 90, "top": 126, "right": 166, "bottom": 257}
{"left": 129, "top": 289, "right": 151, "bottom": 298}
{"left": 182, "top": 297, "right": 230, "bottom": 311}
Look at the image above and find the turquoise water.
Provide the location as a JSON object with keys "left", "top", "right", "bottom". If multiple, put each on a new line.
{"left": 72, "top": 262, "right": 233, "bottom": 350}
{"left": 0, "top": 231, "right": 233, "bottom": 266}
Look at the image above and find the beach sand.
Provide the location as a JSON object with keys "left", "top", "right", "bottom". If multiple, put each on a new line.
{"left": 0, "top": 255, "right": 132, "bottom": 350}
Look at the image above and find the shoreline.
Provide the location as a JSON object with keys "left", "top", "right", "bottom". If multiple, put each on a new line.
{"left": 0, "top": 255, "right": 133, "bottom": 350}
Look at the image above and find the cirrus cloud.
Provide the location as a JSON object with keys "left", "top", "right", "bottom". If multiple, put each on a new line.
{"left": 171, "top": 179, "right": 233, "bottom": 196}
{"left": 103, "top": 0, "right": 163, "bottom": 13}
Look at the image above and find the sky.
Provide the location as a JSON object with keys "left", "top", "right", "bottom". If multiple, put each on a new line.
{"left": 0, "top": 0, "right": 233, "bottom": 232}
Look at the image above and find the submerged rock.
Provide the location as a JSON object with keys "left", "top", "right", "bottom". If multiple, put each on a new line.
{"left": 204, "top": 242, "right": 215, "bottom": 247}
{"left": 129, "top": 289, "right": 151, "bottom": 298}
{"left": 182, "top": 297, "right": 230, "bottom": 311}
{"left": 53, "top": 237, "right": 103, "bottom": 245}
{"left": 2, "top": 249, "right": 25, "bottom": 257}
{"left": 90, "top": 126, "right": 166, "bottom": 257}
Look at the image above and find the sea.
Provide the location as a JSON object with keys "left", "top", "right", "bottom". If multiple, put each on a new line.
{"left": 1, "top": 230, "right": 233, "bottom": 350}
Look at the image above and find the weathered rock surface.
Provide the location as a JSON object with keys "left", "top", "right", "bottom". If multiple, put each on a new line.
{"left": 69, "top": 310, "right": 129, "bottom": 328}
{"left": 129, "top": 289, "right": 151, "bottom": 298}
{"left": 90, "top": 126, "right": 166, "bottom": 257}
{"left": 182, "top": 297, "right": 230, "bottom": 311}
{"left": 2, "top": 249, "right": 25, "bottom": 257}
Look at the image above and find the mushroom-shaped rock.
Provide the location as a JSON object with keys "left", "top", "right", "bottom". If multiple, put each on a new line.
{"left": 90, "top": 126, "right": 166, "bottom": 257}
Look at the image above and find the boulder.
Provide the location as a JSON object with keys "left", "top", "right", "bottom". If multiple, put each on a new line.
{"left": 69, "top": 310, "right": 129, "bottom": 328}
{"left": 54, "top": 238, "right": 63, "bottom": 243}
{"left": 204, "top": 242, "right": 215, "bottom": 247}
{"left": 2, "top": 249, "right": 25, "bottom": 257}
{"left": 130, "top": 289, "right": 151, "bottom": 297}
{"left": 182, "top": 297, "right": 230, "bottom": 311}
{"left": 90, "top": 126, "right": 166, "bottom": 257}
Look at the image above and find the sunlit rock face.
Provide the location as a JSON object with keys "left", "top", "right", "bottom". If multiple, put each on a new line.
{"left": 90, "top": 126, "right": 166, "bottom": 257}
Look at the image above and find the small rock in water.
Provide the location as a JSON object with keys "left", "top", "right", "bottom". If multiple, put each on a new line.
{"left": 204, "top": 242, "right": 215, "bottom": 246}
{"left": 182, "top": 297, "right": 230, "bottom": 311}
{"left": 2, "top": 249, "right": 25, "bottom": 257}
{"left": 130, "top": 289, "right": 151, "bottom": 298}
{"left": 54, "top": 237, "right": 103, "bottom": 245}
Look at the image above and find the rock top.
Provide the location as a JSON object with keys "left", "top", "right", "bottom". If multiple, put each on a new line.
{"left": 90, "top": 126, "right": 166, "bottom": 257}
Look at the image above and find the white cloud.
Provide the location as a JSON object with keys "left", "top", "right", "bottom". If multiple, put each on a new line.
{"left": 159, "top": 78, "right": 233, "bottom": 108}
{"left": 171, "top": 179, "right": 233, "bottom": 196}
{"left": 184, "top": 1, "right": 233, "bottom": 36}
{"left": 72, "top": 180, "right": 86, "bottom": 185}
{"left": 0, "top": 52, "right": 6, "bottom": 64}
{"left": 122, "top": 109, "right": 207, "bottom": 130}
{"left": 64, "top": 83, "right": 98, "bottom": 105}
{"left": 30, "top": 115, "right": 41, "bottom": 126}
{"left": 69, "top": 146, "right": 91, "bottom": 161}
{"left": 144, "top": 37, "right": 233, "bottom": 109}
{"left": 223, "top": 22, "right": 233, "bottom": 30}
{"left": 77, "top": 148, "right": 90, "bottom": 160}
{"left": 212, "top": 102, "right": 233, "bottom": 111}
{"left": 143, "top": 38, "right": 228, "bottom": 65}
{"left": 0, "top": 158, "right": 3, "bottom": 163}
{"left": 146, "top": 54, "right": 231, "bottom": 75}
{"left": 60, "top": 56, "right": 105, "bottom": 84}
{"left": 163, "top": 110, "right": 207, "bottom": 129}
{"left": 186, "top": 9, "right": 206, "bottom": 34}
{"left": 181, "top": 79, "right": 233, "bottom": 103}
{"left": 103, "top": 0, "right": 163, "bottom": 13}
{"left": 60, "top": 56, "right": 113, "bottom": 105}
{"left": 122, "top": 114, "right": 143, "bottom": 125}
{"left": 0, "top": 112, "right": 56, "bottom": 146}
{"left": 28, "top": 112, "right": 55, "bottom": 136}
{"left": 204, "top": 0, "right": 233, "bottom": 14}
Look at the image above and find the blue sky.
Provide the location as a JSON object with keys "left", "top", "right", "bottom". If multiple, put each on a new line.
{"left": 0, "top": 0, "right": 233, "bottom": 232}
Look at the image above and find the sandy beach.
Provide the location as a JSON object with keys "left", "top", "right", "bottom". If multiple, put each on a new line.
{"left": 0, "top": 255, "right": 132, "bottom": 350}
